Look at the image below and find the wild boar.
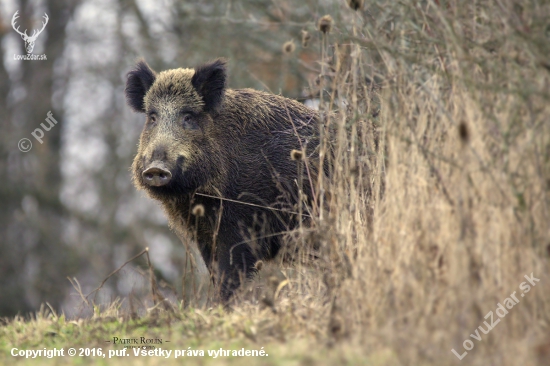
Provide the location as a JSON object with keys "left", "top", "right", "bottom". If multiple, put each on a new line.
{"left": 125, "top": 58, "right": 324, "bottom": 302}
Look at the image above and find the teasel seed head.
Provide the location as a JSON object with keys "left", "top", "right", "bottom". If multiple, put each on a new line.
{"left": 291, "top": 149, "right": 304, "bottom": 161}
{"left": 282, "top": 40, "right": 296, "bottom": 55}
{"left": 192, "top": 204, "right": 205, "bottom": 217}
{"left": 318, "top": 15, "right": 333, "bottom": 34}
{"left": 348, "top": 0, "right": 363, "bottom": 11}
{"left": 458, "top": 121, "right": 470, "bottom": 144}
{"left": 301, "top": 30, "right": 311, "bottom": 48}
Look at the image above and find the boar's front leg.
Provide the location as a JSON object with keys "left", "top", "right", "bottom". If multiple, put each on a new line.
{"left": 215, "top": 226, "right": 258, "bottom": 303}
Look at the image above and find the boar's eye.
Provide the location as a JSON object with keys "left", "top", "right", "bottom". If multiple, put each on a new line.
{"left": 147, "top": 113, "right": 158, "bottom": 127}
{"left": 181, "top": 113, "right": 198, "bottom": 130}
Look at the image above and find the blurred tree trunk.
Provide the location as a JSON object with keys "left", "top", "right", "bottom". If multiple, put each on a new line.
{"left": 0, "top": 0, "right": 78, "bottom": 317}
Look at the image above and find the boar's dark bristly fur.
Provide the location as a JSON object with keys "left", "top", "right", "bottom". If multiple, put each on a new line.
{"left": 125, "top": 58, "right": 323, "bottom": 303}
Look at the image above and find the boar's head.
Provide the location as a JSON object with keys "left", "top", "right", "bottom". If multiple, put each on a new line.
{"left": 125, "top": 59, "right": 229, "bottom": 200}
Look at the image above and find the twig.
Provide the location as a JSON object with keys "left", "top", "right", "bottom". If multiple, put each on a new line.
{"left": 67, "top": 277, "right": 90, "bottom": 307}
{"left": 194, "top": 192, "right": 311, "bottom": 217}
{"left": 86, "top": 248, "right": 150, "bottom": 303}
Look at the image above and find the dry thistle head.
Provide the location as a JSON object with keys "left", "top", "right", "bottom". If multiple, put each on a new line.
{"left": 290, "top": 149, "right": 304, "bottom": 161}
{"left": 318, "top": 15, "right": 333, "bottom": 34}
{"left": 192, "top": 204, "right": 205, "bottom": 217}
{"left": 301, "top": 30, "right": 311, "bottom": 48}
{"left": 282, "top": 40, "right": 296, "bottom": 55}
{"left": 458, "top": 121, "right": 470, "bottom": 144}
{"left": 314, "top": 75, "right": 323, "bottom": 86}
{"left": 328, "top": 314, "right": 343, "bottom": 339}
{"left": 347, "top": 0, "right": 363, "bottom": 11}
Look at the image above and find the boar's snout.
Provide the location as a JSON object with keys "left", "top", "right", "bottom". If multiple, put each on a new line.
{"left": 142, "top": 162, "right": 172, "bottom": 187}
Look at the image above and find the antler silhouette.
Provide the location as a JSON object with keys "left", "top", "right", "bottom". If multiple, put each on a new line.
{"left": 11, "top": 11, "right": 49, "bottom": 54}
{"left": 11, "top": 11, "right": 27, "bottom": 38}
{"left": 32, "top": 13, "right": 49, "bottom": 40}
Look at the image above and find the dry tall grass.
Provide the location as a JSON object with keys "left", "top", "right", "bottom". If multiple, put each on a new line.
{"left": 37, "top": 1, "right": 549, "bottom": 365}
{"left": 229, "top": 1, "right": 550, "bottom": 364}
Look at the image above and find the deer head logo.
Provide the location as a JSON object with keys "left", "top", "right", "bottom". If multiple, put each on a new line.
{"left": 11, "top": 11, "right": 49, "bottom": 54}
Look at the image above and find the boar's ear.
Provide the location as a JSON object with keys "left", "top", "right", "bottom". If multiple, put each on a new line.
{"left": 125, "top": 59, "right": 156, "bottom": 113}
{"left": 191, "top": 58, "right": 227, "bottom": 113}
